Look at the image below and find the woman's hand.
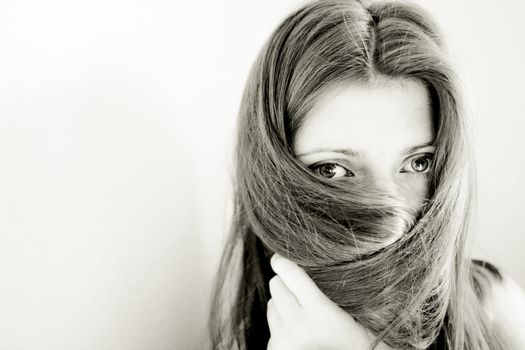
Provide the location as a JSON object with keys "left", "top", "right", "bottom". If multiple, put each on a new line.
{"left": 267, "top": 253, "right": 393, "bottom": 350}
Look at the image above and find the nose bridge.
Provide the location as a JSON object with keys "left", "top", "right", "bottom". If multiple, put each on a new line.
{"left": 368, "top": 169, "right": 398, "bottom": 195}
{"left": 367, "top": 170, "right": 412, "bottom": 239}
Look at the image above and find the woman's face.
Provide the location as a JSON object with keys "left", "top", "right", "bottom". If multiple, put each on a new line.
{"left": 293, "top": 78, "right": 435, "bottom": 214}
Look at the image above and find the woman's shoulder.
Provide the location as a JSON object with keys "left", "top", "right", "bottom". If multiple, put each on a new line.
{"left": 470, "top": 259, "right": 524, "bottom": 311}
{"left": 470, "top": 258, "right": 524, "bottom": 320}
{"left": 470, "top": 259, "right": 504, "bottom": 301}
{"left": 470, "top": 259, "right": 525, "bottom": 348}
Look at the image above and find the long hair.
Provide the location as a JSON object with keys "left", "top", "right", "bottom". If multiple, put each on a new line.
{"left": 209, "top": 0, "right": 509, "bottom": 349}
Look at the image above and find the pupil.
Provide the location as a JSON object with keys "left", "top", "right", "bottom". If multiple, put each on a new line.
{"left": 412, "top": 158, "right": 428, "bottom": 172}
{"left": 320, "top": 164, "right": 336, "bottom": 178}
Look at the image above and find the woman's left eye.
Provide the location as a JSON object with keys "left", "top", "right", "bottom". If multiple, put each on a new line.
{"left": 401, "top": 154, "right": 434, "bottom": 174}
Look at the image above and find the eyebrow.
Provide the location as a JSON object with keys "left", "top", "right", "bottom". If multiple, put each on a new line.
{"left": 295, "top": 141, "right": 435, "bottom": 158}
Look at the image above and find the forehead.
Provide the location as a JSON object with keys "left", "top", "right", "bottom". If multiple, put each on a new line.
{"left": 292, "top": 78, "right": 434, "bottom": 157}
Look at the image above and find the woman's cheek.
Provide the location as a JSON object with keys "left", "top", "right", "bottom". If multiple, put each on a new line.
{"left": 400, "top": 175, "right": 431, "bottom": 212}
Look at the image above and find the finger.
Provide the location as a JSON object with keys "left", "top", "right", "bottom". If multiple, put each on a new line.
{"left": 266, "top": 336, "right": 287, "bottom": 350}
{"left": 267, "top": 337, "right": 274, "bottom": 350}
{"left": 267, "top": 336, "right": 281, "bottom": 350}
{"left": 266, "top": 297, "right": 283, "bottom": 336}
{"left": 266, "top": 337, "right": 275, "bottom": 350}
{"left": 269, "top": 275, "right": 301, "bottom": 319}
{"left": 270, "top": 253, "right": 326, "bottom": 307}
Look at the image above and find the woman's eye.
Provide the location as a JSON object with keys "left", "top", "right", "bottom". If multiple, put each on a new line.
{"left": 309, "top": 162, "right": 354, "bottom": 179}
{"left": 402, "top": 154, "right": 434, "bottom": 174}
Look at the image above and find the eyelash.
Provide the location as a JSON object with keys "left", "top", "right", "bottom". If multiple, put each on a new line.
{"left": 308, "top": 153, "right": 435, "bottom": 179}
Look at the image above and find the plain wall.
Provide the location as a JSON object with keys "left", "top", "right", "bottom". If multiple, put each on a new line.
{"left": 0, "top": 0, "right": 523, "bottom": 349}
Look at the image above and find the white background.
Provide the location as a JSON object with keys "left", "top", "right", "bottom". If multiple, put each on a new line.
{"left": 0, "top": 0, "right": 523, "bottom": 349}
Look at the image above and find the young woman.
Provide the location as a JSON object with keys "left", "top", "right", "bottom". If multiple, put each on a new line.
{"left": 208, "top": 0, "right": 525, "bottom": 349}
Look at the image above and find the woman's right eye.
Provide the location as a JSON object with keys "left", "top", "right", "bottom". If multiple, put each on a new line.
{"left": 309, "top": 162, "right": 354, "bottom": 179}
